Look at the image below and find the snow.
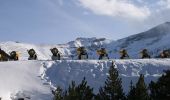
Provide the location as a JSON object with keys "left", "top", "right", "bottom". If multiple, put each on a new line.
{"left": 42, "top": 59, "right": 170, "bottom": 93}
{"left": 0, "top": 38, "right": 111, "bottom": 60}
{"left": 0, "top": 59, "right": 170, "bottom": 100}
{"left": 0, "top": 22, "right": 170, "bottom": 99}
{"left": 1, "top": 30, "right": 170, "bottom": 60}
{"left": 0, "top": 61, "right": 52, "bottom": 100}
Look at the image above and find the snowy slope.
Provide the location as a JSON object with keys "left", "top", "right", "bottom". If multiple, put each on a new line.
{"left": 0, "top": 22, "right": 170, "bottom": 99}
{"left": 0, "top": 37, "right": 112, "bottom": 60}
{"left": 0, "top": 22, "right": 170, "bottom": 60}
{"left": 0, "top": 61, "right": 52, "bottom": 100}
{"left": 108, "top": 22, "right": 170, "bottom": 58}
{"left": 42, "top": 59, "right": 170, "bottom": 93}
{"left": 0, "top": 59, "right": 170, "bottom": 99}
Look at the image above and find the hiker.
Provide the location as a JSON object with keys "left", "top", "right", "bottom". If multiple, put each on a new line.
{"left": 159, "top": 50, "right": 170, "bottom": 58}
{"left": 27, "top": 49, "right": 37, "bottom": 60}
{"left": 77, "top": 47, "right": 88, "bottom": 60}
{"left": 140, "top": 49, "right": 151, "bottom": 59}
{"left": 9, "top": 51, "right": 19, "bottom": 61}
{"left": 0, "top": 48, "right": 10, "bottom": 61}
{"left": 50, "top": 47, "right": 61, "bottom": 60}
{"left": 119, "top": 49, "right": 129, "bottom": 59}
{"left": 97, "top": 48, "right": 109, "bottom": 60}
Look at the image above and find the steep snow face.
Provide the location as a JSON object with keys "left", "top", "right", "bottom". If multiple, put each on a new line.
{"left": 0, "top": 61, "right": 52, "bottom": 100}
{"left": 119, "top": 22, "right": 170, "bottom": 44}
{"left": 0, "top": 59, "right": 170, "bottom": 99}
{"left": 109, "top": 22, "right": 170, "bottom": 58}
{"left": 42, "top": 59, "right": 170, "bottom": 93}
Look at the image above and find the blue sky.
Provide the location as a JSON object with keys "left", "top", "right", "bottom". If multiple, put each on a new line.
{"left": 0, "top": 0, "right": 170, "bottom": 44}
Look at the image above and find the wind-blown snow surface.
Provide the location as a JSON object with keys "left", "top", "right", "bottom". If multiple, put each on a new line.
{"left": 0, "top": 61, "right": 52, "bottom": 100}
{"left": 0, "top": 59, "right": 170, "bottom": 100}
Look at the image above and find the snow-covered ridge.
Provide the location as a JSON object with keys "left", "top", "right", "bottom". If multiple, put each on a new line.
{"left": 0, "top": 37, "right": 112, "bottom": 60}
{"left": 110, "top": 22, "right": 170, "bottom": 58}
{"left": 42, "top": 59, "right": 170, "bottom": 93}
{"left": 0, "top": 59, "right": 170, "bottom": 100}
{"left": 1, "top": 22, "right": 170, "bottom": 99}
{"left": 1, "top": 22, "right": 170, "bottom": 60}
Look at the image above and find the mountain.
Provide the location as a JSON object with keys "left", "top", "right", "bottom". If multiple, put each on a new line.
{"left": 0, "top": 22, "right": 170, "bottom": 100}
{"left": 0, "top": 37, "right": 112, "bottom": 60}
{"left": 1, "top": 22, "right": 170, "bottom": 60}
{"left": 110, "top": 22, "right": 170, "bottom": 58}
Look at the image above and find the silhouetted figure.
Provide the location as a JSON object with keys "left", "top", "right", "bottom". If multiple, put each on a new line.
{"left": 97, "top": 48, "right": 109, "bottom": 60}
{"left": 0, "top": 48, "right": 10, "bottom": 61}
{"left": 10, "top": 51, "right": 19, "bottom": 61}
{"left": 27, "top": 49, "right": 37, "bottom": 60}
{"left": 50, "top": 47, "right": 61, "bottom": 60}
{"left": 119, "top": 49, "right": 129, "bottom": 59}
{"left": 140, "top": 49, "right": 151, "bottom": 59}
{"left": 159, "top": 50, "right": 170, "bottom": 58}
{"left": 77, "top": 47, "right": 88, "bottom": 60}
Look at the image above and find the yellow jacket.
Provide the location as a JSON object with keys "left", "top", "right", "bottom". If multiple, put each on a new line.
{"left": 15, "top": 51, "right": 20, "bottom": 60}
{"left": 97, "top": 50, "right": 107, "bottom": 55}
{"left": 0, "top": 54, "right": 2, "bottom": 60}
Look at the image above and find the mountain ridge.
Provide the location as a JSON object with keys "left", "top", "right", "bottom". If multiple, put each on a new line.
{"left": 0, "top": 22, "right": 170, "bottom": 59}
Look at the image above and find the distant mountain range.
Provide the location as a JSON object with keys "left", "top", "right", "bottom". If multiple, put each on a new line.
{"left": 1, "top": 22, "right": 170, "bottom": 60}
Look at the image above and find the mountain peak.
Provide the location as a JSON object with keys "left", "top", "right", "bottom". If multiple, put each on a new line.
{"left": 158, "top": 21, "right": 170, "bottom": 28}
{"left": 165, "top": 22, "right": 170, "bottom": 24}
{"left": 130, "top": 22, "right": 170, "bottom": 39}
{"left": 116, "top": 22, "right": 170, "bottom": 48}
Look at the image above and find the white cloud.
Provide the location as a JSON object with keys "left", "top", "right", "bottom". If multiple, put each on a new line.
{"left": 78, "top": 0, "right": 151, "bottom": 21}
{"left": 157, "top": 0, "right": 170, "bottom": 9}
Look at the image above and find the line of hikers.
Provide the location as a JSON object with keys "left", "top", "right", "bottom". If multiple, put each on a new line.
{"left": 0, "top": 48, "right": 61, "bottom": 61}
{"left": 0, "top": 47, "right": 170, "bottom": 61}
{"left": 77, "top": 47, "right": 170, "bottom": 60}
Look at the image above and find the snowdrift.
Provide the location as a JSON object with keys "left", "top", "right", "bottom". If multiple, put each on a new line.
{"left": 0, "top": 59, "right": 170, "bottom": 100}
{"left": 0, "top": 61, "right": 52, "bottom": 100}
